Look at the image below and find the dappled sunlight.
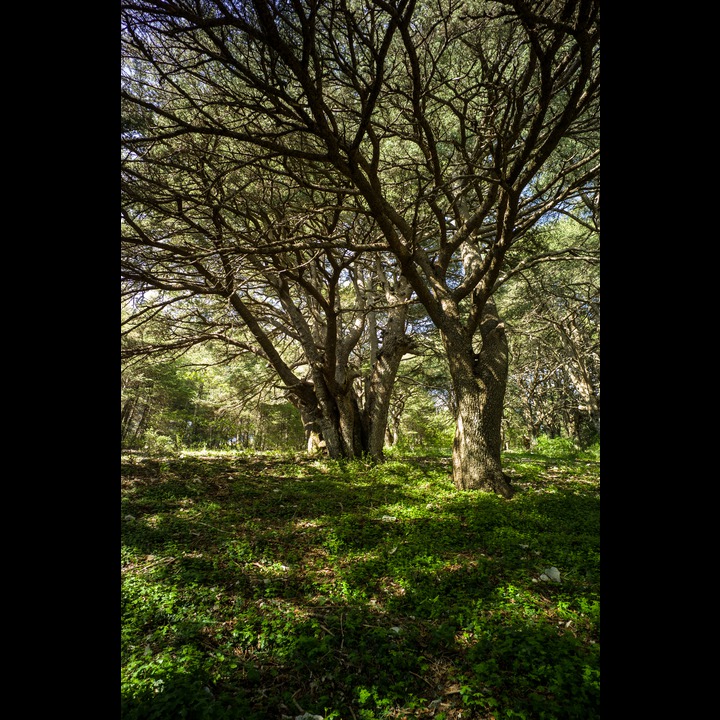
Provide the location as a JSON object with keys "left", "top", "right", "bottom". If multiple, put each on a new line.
{"left": 122, "top": 452, "right": 599, "bottom": 718}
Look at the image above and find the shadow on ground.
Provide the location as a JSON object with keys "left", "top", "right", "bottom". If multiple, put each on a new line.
{"left": 121, "top": 454, "right": 600, "bottom": 720}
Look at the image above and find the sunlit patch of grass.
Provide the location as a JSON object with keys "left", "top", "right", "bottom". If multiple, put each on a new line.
{"left": 122, "top": 451, "right": 600, "bottom": 720}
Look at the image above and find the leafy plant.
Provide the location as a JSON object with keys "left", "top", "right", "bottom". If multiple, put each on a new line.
{"left": 534, "top": 435, "right": 581, "bottom": 460}
{"left": 141, "top": 429, "right": 179, "bottom": 457}
{"left": 122, "top": 451, "right": 600, "bottom": 719}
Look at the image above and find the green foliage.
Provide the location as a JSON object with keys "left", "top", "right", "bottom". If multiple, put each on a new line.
{"left": 534, "top": 435, "right": 581, "bottom": 460}
{"left": 528, "top": 434, "right": 599, "bottom": 463}
{"left": 579, "top": 442, "right": 600, "bottom": 462}
{"left": 499, "top": 216, "right": 600, "bottom": 449}
{"left": 395, "top": 407, "right": 454, "bottom": 455}
{"left": 122, "top": 451, "right": 600, "bottom": 719}
{"left": 140, "top": 429, "right": 179, "bottom": 457}
{"left": 122, "top": 346, "right": 307, "bottom": 453}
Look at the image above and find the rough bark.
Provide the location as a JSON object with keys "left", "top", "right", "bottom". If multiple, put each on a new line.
{"left": 304, "top": 329, "right": 410, "bottom": 461}
{"left": 445, "top": 301, "right": 514, "bottom": 497}
{"left": 293, "top": 272, "right": 413, "bottom": 461}
{"left": 287, "top": 392, "right": 326, "bottom": 455}
{"left": 288, "top": 335, "right": 408, "bottom": 461}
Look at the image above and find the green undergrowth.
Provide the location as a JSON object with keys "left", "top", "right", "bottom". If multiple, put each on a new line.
{"left": 121, "top": 452, "right": 600, "bottom": 719}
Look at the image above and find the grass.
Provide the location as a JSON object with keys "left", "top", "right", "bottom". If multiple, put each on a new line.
{"left": 121, "top": 450, "right": 600, "bottom": 720}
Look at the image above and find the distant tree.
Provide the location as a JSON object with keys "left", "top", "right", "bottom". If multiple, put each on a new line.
{"left": 384, "top": 325, "right": 454, "bottom": 449}
{"left": 121, "top": 0, "right": 599, "bottom": 495}
{"left": 121, "top": 327, "right": 308, "bottom": 451}
{"left": 121, "top": 352, "right": 204, "bottom": 449}
{"left": 500, "top": 218, "right": 599, "bottom": 447}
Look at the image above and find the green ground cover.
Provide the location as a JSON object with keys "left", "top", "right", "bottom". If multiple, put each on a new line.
{"left": 121, "top": 451, "right": 600, "bottom": 719}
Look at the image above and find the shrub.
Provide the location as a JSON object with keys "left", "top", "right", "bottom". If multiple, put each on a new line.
{"left": 535, "top": 435, "right": 580, "bottom": 460}
{"left": 141, "top": 429, "right": 178, "bottom": 456}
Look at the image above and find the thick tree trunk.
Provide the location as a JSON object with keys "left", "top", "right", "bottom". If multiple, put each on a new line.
{"left": 292, "top": 401, "right": 325, "bottom": 454}
{"left": 364, "top": 364, "right": 398, "bottom": 460}
{"left": 290, "top": 362, "right": 406, "bottom": 461}
{"left": 444, "top": 304, "right": 514, "bottom": 498}
{"left": 296, "top": 305, "right": 410, "bottom": 461}
{"left": 282, "top": 284, "right": 411, "bottom": 461}
{"left": 309, "top": 389, "right": 346, "bottom": 459}
{"left": 452, "top": 389, "right": 513, "bottom": 497}
{"left": 337, "top": 393, "right": 366, "bottom": 458}
{"left": 288, "top": 377, "right": 366, "bottom": 459}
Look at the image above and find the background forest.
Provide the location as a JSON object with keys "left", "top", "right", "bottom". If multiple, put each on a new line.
{"left": 121, "top": 0, "right": 599, "bottom": 492}
{"left": 122, "top": 213, "right": 599, "bottom": 458}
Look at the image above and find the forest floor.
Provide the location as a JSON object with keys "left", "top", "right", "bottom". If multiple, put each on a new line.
{"left": 121, "top": 451, "right": 600, "bottom": 720}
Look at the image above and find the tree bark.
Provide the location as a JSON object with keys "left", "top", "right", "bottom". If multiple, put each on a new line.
{"left": 288, "top": 341, "right": 410, "bottom": 461}
{"left": 288, "top": 392, "right": 326, "bottom": 455}
{"left": 444, "top": 302, "right": 514, "bottom": 497}
{"left": 362, "top": 291, "right": 413, "bottom": 459}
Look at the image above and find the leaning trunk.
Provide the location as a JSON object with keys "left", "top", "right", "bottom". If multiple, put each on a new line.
{"left": 363, "top": 315, "right": 413, "bottom": 460}
{"left": 444, "top": 306, "right": 514, "bottom": 498}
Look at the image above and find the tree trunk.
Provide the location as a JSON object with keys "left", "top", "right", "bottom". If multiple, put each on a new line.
{"left": 132, "top": 400, "right": 151, "bottom": 446}
{"left": 121, "top": 395, "right": 139, "bottom": 444}
{"left": 287, "top": 295, "right": 411, "bottom": 461}
{"left": 292, "top": 400, "right": 325, "bottom": 455}
{"left": 306, "top": 427, "right": 325, "bottom": 454}
{"left": 452, "top": 388, "right": 513, "bottom": 497}
{"left": 444, "top": 304, "right": 514, "bottom": 498}
{"left": 290, "top": 362, "right": 406, "bottom": 461}
{"left": 336, "top": 392, "right": 366, "bottom": 458}
{"left": 288, "top": 373, "right": 365, "bottom": 459}
{"left": 364, "top": 357, "right": 399, "bottom": 460}
{"left": 363, "top": 313, "right": 413, "bottom": 460}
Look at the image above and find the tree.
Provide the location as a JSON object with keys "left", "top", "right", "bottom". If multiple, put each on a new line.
{"left": 121, "top": 0, "right": 600, "bottom": 496}
{"left": 121, "top": 350, "right": 205, "bottom": 449}
{"left": 384, "top": 324, "right": 454, "bottom": 450}
{"left": 501, "top": 218, "right": 599, "bottom": 446}
{"left": 121, "top": 328, "right": 309, "bottom": 451}
{"left": 121, "top": 126, "right": 415, "bottom": 459}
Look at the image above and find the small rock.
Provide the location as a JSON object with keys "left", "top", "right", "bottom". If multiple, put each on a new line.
{"left": 540, "top": 566, "right": 561, "bottom": 582}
